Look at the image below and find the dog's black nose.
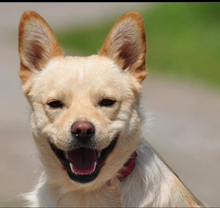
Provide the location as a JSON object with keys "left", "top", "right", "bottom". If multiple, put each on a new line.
{"left": 71, "top": 121, "right": 95, "bottom": 144}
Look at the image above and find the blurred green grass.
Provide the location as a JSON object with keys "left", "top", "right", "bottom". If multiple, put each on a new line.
{"left": 57, "top": 3, "right": 220, "bottom": 89}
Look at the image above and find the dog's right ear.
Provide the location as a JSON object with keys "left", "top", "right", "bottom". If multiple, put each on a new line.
{"left": 18, "top": 11, "right": 64, "bottom": 83}
{"left": 99, "top": 11, "right": 147, "bottom": 83}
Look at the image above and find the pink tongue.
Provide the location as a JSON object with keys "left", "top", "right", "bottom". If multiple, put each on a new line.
{"left": 68, "top": 148, "right": 97, "bottom": 175}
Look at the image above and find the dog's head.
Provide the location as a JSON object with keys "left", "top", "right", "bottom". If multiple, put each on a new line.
{"left": 18, "top": 11, "right": 147, "bottom": 191}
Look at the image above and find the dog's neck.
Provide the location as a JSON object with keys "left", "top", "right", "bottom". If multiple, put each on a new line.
{"left": 117, "top": 151, "right": 137, "bottom": 180}
{"left": 47, "top": 177, "right": 122, "bottom": 207}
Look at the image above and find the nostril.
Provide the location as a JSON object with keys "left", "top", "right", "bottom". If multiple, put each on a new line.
{"left": 75, "top": 128, "right": 81, "bottom": 135}
{"left": 86, "top": 128, "right": 95, "bottom": 135}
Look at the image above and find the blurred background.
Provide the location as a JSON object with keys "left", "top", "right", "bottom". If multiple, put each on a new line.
{"left": 0, "top": 3, "right": 219, "bottom": 207}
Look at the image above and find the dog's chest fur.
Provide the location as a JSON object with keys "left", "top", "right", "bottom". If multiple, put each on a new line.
{"left": 25, "top": 141, "right": 200, "bottom": 207}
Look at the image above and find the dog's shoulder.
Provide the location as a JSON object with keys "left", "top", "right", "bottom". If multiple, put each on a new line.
{"left": 120, "top": 140, "right": 203, "bottom": 207}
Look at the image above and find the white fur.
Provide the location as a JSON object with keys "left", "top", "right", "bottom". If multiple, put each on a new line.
{"left": 19, "top": 11, "right": 203, "bottom": 207}
{"left": 23, "top": 138, "right": 202, "bottom": 207}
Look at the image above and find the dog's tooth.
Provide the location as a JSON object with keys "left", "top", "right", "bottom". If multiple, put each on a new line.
{"left": 97, "top": 151, "right": 101, "bottom": 159}
{"left": 69, "top": 163, "right": 75, "bottom": 173}
{"left": 65, "top": 152, "right": 69, "bottom": 160}
{"left": 93, "top": 162, "right": 97, "bottom": 172}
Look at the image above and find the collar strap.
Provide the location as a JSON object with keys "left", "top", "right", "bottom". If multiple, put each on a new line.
{"left": 117, "top": 151, "right": 137, "bottom": 180}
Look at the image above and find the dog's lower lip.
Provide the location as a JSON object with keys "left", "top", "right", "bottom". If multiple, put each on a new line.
{"left": 49, "top": 136, "right": 118, "bottom": 183}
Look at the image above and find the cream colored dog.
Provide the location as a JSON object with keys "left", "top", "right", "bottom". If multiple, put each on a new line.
{"left": 18, "top": 11, "right": 204, "bottom": 207}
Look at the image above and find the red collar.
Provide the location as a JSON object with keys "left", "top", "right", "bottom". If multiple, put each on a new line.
{"left": 117, "top": 151, "right": 137, "bottom": 180}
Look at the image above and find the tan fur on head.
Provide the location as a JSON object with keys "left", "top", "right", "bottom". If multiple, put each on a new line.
{"left": 18, "top": 11, "right": 203, "bottom": 207}
{"left": 18, "top": 10, "right": 145, "bottom": 199}
{"left": 99, "top": 11, "right": 147, "bottom": 83}
{"left": 19, "top": 11, "right": 64, "bottom": 83}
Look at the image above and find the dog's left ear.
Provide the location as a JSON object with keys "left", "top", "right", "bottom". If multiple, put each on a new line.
{"left": 99, "top": 11, "right": 147, "bottom": 83}
{"left": 18, "top": 11, "right": 64, "bottom": 83}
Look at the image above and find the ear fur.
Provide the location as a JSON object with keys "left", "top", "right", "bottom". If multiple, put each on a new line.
{"left": 18, "top": 11, "right": 64, "bottom": 83}
{"left": 99, "top": 11, "right": 147, "bottom": 83}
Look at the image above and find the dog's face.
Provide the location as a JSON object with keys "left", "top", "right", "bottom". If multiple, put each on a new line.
{"left": 18, "top": 11, "right": 147, "bottom": 191}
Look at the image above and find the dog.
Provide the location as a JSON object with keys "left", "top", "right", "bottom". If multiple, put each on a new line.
{"left": 18, "top": 10, "right": 204, "bottom": 207}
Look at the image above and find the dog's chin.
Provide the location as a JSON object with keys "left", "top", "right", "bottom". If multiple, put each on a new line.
{"left": 49, "top": 137, "right": 118, "bottom": 184}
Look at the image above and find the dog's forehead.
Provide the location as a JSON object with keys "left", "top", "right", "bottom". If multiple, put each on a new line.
{"left": 35, "top": 55, "right": 128, "bottom": 99}
{"left": 63, "top": 55, "right": 122, "bottom": 80}
{"left": 42, "top": 55, "right": 122, "bottom": 83}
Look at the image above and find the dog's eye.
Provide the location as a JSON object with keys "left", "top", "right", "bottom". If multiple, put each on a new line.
{"left": 47, "top": 100, "right": 63, "bottom": 109}
{"left": 99, "top": 99, "right": 116, "bottom": 107}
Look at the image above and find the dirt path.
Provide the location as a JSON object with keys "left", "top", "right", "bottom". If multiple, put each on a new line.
{"left": 0, "top": 3, "right": 219, "bottom": 206}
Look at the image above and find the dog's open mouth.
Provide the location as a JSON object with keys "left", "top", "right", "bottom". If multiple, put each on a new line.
{"left": 50, "top": 137, "right": 118, "bottom": 183}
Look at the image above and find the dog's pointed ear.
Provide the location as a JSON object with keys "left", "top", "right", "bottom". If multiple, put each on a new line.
{"left": 99, "top": 11, "right": 147, "bottom": 83}
{"left": 18, "top": 11, "right": 64, "bottom": 83}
